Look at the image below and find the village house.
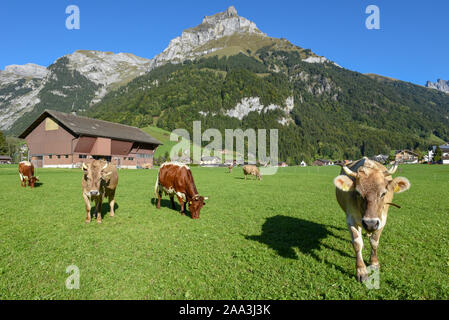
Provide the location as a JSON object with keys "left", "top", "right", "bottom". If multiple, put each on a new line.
{"left": 313, "top": 159, "right": 334, "bottom": 166}
{"left": 395, "top": 150, "right": 419, "bottom": 164}
{"left": 19, "top": 109, "right": 162, "bottom": 169}
{"left": 0, "top": 155, "right": 12, "bottom": 164}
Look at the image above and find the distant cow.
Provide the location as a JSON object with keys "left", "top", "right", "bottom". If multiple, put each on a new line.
{"left": 334, "top": 157, "right": 410, "bottom": 282}
{"left": 155, "top": 162, "right": 208, "bottom": 219}
{"left": 18, "top": 161, "right": 39, "bottom": 188}
{"left": 242, "top": 165, "right": 262, "bottom": 180}
{"left": 82, "top": 160, "right": 118, "bottom": 224}
{"left": 228, "top": 164, "right": 233, "bottom": 173}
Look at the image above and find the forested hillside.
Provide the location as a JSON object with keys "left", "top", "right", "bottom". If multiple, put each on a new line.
{"left": 87, "top": 47, "right": 449, "bottom": 164}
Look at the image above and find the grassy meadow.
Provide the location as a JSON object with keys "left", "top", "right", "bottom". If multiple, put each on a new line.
{"left": 0, "top": 164, "right": 448, "bottom": 299}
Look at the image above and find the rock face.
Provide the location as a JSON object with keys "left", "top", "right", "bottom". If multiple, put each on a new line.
{"left": 0, "top": 51, "right": 151, "bottom": 131}
{"left": 0, "top": 64, "right": 47, "bottom": 130}
{"left": 223, "top": 96, "right": 294, "bottom": 125}
{"left": 1, "top": 63, "right": 48, "bottom": 80}
{"left": 149, "top": 6, "right": 266, "bottom": 68}
{"left": 426, "top": 79, "right": 449, "bottom": 94}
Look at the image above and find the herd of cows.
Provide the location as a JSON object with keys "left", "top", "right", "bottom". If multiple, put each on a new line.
{"left": 17, "top": 158, "right": 410, "bottom": 282}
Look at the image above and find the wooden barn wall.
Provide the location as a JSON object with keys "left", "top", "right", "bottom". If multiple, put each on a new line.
{"left": 111, "top": 140, "right": 133, "bottom": 155}
{"left": 73, "top": 137, "right": 96, "bottom": 153}
{"left": 25, "top": 117, "right": 76, "bottom": 156}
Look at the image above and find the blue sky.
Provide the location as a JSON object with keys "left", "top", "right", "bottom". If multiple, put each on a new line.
{"left": 0, "top": 0, "right": 447, "bottom": 85}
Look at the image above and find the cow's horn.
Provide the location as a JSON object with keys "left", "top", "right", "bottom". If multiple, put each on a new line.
{"left": 82, "top": 163, "right": 88, "bottom": 170}
{"left": 204, "top": 197, "right": 209, "bottom": 200}
{"left": 342, "top": 166, "right": 357, "bottom": 178}
{"left": 102, "top": 163, "right": 108, "bottom": 170}
{"left": 386, "top": 161, "right": 398, "bottom": 175}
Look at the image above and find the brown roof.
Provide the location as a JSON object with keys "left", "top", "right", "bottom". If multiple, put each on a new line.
{"left": 0, "top": 155, "right": 12, "bottom": 160}
{"left": 19, "top": 110, "right": 162, "bottom": 146}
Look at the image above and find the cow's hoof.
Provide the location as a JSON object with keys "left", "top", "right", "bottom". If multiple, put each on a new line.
{"left": 85, "top": 219, "right": 91, "bottom": 224}
{"left": 97, "top": 220, "right": 102, "bottom": 224}
{"left": 110, "top": 213, "right": 115, "bottom": 217}
{"left": 356, "top": 269, "right": 368, "bottom": 282}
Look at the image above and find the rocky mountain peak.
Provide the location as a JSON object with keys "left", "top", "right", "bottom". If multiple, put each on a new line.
{"left": 426, "top": 79, "right": 449, "bottom": 94}
{"left": 1, "top": 63, "right": 48, "bottom": 80}
{"left": 150, "top": 6, "right": 266, "bottom": 67}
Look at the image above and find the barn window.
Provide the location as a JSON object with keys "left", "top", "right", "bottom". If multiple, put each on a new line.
{"left": 79, "top": 155, "right": 87, "bottom": 159}
{"left": 57, "top": 155, "right": 61, "bottom": 159}
{"left": 128, "top": 157, "right": 134, "bottom": 161}
{"left": 45, "top": 118, "right": 59, "bottom": 131}
{"left": 48, "top": 155, "right": 52, "bottom": 159}
{"left": 65, "top": 155, "right": 69, "bottom": 159}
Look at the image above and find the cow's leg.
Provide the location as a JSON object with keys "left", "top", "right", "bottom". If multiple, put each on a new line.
{"left": 348, "top": 222, "right": 367, "bottom": 282}
{"left": 169, "top": 195, "right": 176, "bottom": 209}
{"left": 369, "top": 228, "right": 383, "bottom": 269}
{"left": 83, "top": 193, "right": 91, "bottom": 223}
{"left": 177, "top": 196, "right": 185, "bottom": 215}
{"left": 156, "top": 188, "right": 162, "bottom": 209}
{"left": 109, "top": 191, "right": 116, "bottom": 217}
{"left": 96, "top": 198, "right": 103, "bottom": 224}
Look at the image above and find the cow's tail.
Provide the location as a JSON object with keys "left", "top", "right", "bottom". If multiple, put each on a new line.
{"left": 154, "top": 174, "right": 159, "bottom": 205}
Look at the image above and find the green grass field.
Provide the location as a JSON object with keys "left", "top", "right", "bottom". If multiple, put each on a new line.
{"left": 0, "top": 164, "right": 448, "bottom": 299}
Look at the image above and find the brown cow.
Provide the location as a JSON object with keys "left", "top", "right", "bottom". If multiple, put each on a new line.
{"left": 18, "top": 161, "right": 39, "bottom": 188}
{"left": 334, "top": 157, "right": 410, "bottom": 282}
{"left": 82, "top": 160, "right": 118, "bottom": 224}
{"left": 242, "top": 164, "right": 262, "bottom": 180}
{"left": 155, "top": 162, "right": 207, "bottom": 219}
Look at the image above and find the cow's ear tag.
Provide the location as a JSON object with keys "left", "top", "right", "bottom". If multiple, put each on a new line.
{"left": 189, "top": 201, "right": 192, "bottom": 205}
{"left": 342, "top": 184, "right": 350, "bottom": 192}
{"left": 394, "top": 185, "right": 401, "bottom": 193}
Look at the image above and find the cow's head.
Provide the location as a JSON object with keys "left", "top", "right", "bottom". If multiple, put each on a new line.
{"left": 188, "top": 195, "right": 208, "bottom": 219}
{"left": 29, "top": 176, "right": 39, "bottom": 188}
{"left": 334, "top": 162, "right": 410, "bottom": 232}
{"left": 82, "top": 161, "right": 112, "bottom": 197}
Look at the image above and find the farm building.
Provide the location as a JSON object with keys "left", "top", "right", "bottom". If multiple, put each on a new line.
{"left": 0, "top": 155, "right": 12, "bottom": 164}
{"left": 18, "top": 109, "right": 162, "bottom": 169}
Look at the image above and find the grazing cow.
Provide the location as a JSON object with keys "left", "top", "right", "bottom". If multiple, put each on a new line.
{"left": 82, "top": 160, "right": 118, "bottom": 224}
{"left": 333, "top": 157, "right": 410, "bottom": 282}
{"left": 155, "top": 162, "right": 208, "bottom": 219}
{"left": 18, "top": 161, "right": 39, "bottom": 188}
{"left": 242, "top": 165, "right": 262, "bottom": 180}
{"left": 228, "top": 164, "right": 233, "bottom": 173}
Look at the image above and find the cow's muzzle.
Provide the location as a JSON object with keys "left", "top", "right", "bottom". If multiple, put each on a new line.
{"left": 362, "top": 218, "right": 380, "bottom": 232}
{"left": 89, "top": 190, "right": 99, "bottom": 196}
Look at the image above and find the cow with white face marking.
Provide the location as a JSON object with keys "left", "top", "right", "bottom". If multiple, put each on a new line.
{"left": 333, "top": 157, "right": 410, "bottom": 282}
{"left": 82, "top": 160, "right": 118, "bottom": 224}
{"left": 155, "top": 162, "right": 208, "bottom": 219}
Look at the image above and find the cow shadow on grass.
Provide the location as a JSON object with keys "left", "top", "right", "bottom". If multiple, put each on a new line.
{"left": 245, "top": 215, "right": 353, "bottom": 278}
{"left": 151, "top": 198, "right": 193, "bottom": 218}
{"left": 90, "top": 202, "right": 119, "bottom": 219}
